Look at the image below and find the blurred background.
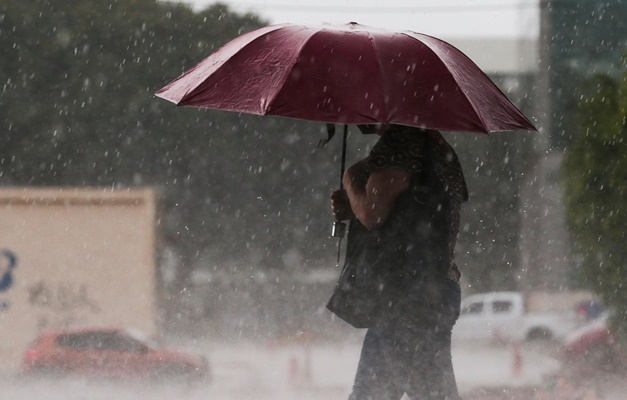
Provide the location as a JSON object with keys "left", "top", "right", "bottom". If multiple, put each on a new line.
{"left": 0, "top": 1, "right": 625, "bottom": 398}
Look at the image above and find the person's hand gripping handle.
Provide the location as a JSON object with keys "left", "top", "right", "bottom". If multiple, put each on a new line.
{"left": 330, "top": 189, "right": 351, "bottom": 237}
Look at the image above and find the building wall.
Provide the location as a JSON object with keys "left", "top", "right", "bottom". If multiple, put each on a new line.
{"left": 0, "top": 188, "right": 157, "bottom": 372}
{"left": 445, "top": 38, "right": 538, "bottom": 75}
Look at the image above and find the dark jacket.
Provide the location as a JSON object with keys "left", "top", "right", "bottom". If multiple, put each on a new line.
{"left": 327, "top": 132, "right": 466, "bottom": 329}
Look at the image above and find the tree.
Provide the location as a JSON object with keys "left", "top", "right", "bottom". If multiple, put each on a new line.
{"left": 547, "top": 0, "right": 627, "bottom": 149}
{"left": 561, "top": 65, "right": 627, "bottom": 335}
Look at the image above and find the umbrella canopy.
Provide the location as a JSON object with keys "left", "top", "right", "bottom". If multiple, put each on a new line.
{"left": 156, "top": 22, "right": 535, "bottom": 133}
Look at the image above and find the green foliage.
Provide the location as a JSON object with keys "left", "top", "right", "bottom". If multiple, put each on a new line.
{"left": 561, "top": 65, "right": 627, "bottom": 335}
{"left": 548, "top": 0, "right": 627, "bottom": 149}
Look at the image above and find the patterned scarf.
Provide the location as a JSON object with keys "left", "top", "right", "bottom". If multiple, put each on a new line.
{"left": 365, "top": 125, "right": 469, "bottom": 203}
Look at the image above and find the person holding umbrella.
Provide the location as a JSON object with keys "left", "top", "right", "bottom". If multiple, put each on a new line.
{"left": 328, "top": 124, "right": 468, "bottom": 400}
{"left": 156, "top": 21, "right": 535, "bottom": 398}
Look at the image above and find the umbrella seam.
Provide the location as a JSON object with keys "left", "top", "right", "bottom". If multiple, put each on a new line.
{"left": 367, "top": 31, "right": 390, "bottom": 123}
{"left": 174, "top": 24, "right": 291, "bottom": 108}
{"left": 264, "top": 27, "right": 321, "bottom": 114}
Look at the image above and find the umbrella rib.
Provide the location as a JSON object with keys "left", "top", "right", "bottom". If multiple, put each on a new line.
{"left": 367, "top": 32, "right": 390, "bottom": 123}
{"left": 158, "top": 24, "right": 290, "bottom": 107}
{"left": 264, "top": 29, "right": 321, "bottom": 114}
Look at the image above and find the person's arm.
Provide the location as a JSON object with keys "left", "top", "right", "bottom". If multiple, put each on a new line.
{"left": 330, "top": 159, "right": 368, "bottom": 222}
{"left": 343, "top": 162, "right": 412, "bottom": 230}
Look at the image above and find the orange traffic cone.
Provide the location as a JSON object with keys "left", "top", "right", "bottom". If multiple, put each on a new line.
{"left": 288, "top": 356, "right": 300, "bottom": 386}
{"left": 512, "top": 342, "right": 522, "bottom": 377}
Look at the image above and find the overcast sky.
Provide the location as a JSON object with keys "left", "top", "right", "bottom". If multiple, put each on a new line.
{"left": 177, "top": 0, "right": 540, "bottom": 39}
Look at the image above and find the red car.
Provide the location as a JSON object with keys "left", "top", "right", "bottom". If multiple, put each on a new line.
{"left": 22, "top": 327, "right": 209, "bottom": 382}
{"left": 562, "top": 312, "right": 627, "bottom": 371}
{"left": 562, "top": 312, "right": 613, "bottom": 360}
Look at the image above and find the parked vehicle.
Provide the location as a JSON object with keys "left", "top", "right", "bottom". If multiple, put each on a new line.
{"left": 21, "top": 327, "right": 209, "bottom": 382}
{"left": 452, "top": 291, "right": 581, "bottom": 342}
{"left": 562, "top": 312, "right": 614, "bottom": 360}
{"left": 560, "top": 312, "right": 626, "bottom": 378}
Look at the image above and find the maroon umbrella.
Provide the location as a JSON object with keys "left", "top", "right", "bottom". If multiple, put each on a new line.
{"left": 156, "top": 22, "right": 536, "bottom": 133}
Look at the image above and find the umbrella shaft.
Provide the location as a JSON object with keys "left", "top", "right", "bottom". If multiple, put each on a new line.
{"left": 339, "top": 124, "right": 348, "bottom": 190}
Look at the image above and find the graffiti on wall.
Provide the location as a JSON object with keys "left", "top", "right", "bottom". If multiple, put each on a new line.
{"left": 28, "top": 280, "right": 101, "bottom": 330}
{"left": 0, "top": 249, "right": 18, "bottom": 310}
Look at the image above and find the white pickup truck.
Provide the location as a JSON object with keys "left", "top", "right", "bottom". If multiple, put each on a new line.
{"left": 452, "top": 291, "right": 584, "bottom": 342}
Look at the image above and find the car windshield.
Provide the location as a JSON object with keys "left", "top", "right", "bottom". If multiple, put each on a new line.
{"left": 461, "top": 302, "right": 483, "bottom": 315}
